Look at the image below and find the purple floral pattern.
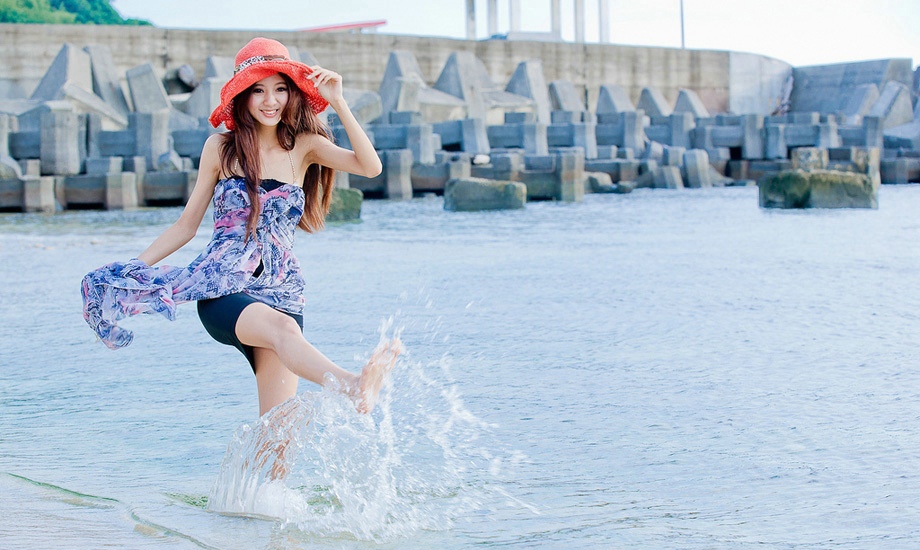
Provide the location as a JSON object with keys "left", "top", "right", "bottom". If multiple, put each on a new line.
{"left": 81, "top": 177, "right": 306, "bottom": 349}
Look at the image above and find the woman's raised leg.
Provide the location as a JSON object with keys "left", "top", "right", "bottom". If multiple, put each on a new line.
{"left": 235, "top": 302, "right": 401, "bottom": 412}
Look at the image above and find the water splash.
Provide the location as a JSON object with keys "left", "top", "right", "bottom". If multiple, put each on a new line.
{"left": 207, "top": 317, "right": 507, "bottom": 542}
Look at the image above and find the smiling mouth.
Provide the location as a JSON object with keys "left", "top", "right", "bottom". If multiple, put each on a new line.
{"left": 262, "top": 109, "right": 279, "bottom": 117}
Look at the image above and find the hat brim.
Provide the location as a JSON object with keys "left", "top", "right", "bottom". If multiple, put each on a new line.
{"left": 208, "top": 60, "right": 329, "bottom": 130}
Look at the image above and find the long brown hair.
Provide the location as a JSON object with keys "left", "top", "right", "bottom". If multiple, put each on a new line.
{"left": 218, "top": 73, "right": 336, "bottom": 241}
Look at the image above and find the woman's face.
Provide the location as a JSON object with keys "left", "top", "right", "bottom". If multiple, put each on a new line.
{"left": 246, "top": 73, "right": 289, "bottom": 127}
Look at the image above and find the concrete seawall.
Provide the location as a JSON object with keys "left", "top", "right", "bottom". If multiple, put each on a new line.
{"left": 0, "top": 23, "right": 790, "bottom": 116}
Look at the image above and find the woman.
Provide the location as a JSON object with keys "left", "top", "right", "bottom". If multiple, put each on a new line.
{"left": 81, "top": 37, "right": 399, "bottom": 416}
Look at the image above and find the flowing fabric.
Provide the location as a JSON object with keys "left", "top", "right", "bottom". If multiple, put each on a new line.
{"left": 81, "top": 177, "right": 306, "bottom": 349}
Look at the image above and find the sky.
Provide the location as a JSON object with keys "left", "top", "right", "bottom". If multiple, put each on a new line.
{"left": 110, "top": 0, "right": 920, "bottom": 68}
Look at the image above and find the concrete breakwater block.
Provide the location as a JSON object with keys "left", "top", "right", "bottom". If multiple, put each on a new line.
{"left": 758, "top": 169, "right": 878, "bottom": 209}
{"left": 443, "top": 177, "right": 526, "bottom": 212}
{"left": 326, "top": 187, "right": 363, "bottom": 222}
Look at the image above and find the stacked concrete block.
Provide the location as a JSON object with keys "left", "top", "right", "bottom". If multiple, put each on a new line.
{"left": 867, "top": 81, "right": 914, "bottom": 129}
{"left": 470, "top": 148, "right": 583, "bottom": 202}
{"left": 432, "top": 118, "right": 490, "bottom": 155}
{"left": 584, "top": 152, "right": 640, "bottom": 186}
{"left": 142, "top": 171, "right": 195, "bottom": 205}
{"left": 596, "top": 85, "right": 635, "bottom": 114}
{"left": 549, "top": 80, "right": 585, "bottom": 113}
{"left": 840, "top": 83, "right": 879, "bottom": 124}
{"left": 129, "top": 110, "right": 171, "bottom": 171}
{"left": 379, "top": 51, "right": 466, "bottom": 123}
{"left": 645, "top": 112, "right": 696, "bottom": 149}
{"left": 487, "top": 112, "right": 548, "bottom": 155}
{"left": 880, "top": 156, "right": 920, "bottom": 184}
{"left": 348, "top": 148, "right": 413, "bottom": 200}
{"left": 84, "top": 45, "right": 130, "bottom": 119}
{"left": 840, "top": 116, "right": 883, "bottom": 149}
{"left": 883, "top": 120, "right": 920, "bottom": 151}
{"left": 30, "top": 44, "right": 126, "bottom": 129}
{"left": 433, "top": 51, "right": 534, "bottom": 125}
{"left": 791, "top": 58, "right": 913, "bottom": 115}
{"left": 181, "top": 77, "right": 226, "bottom": 120}
{"left": 764, "top": 112, "right": 842, "bottom": 158}
{"left": 127, "top": 63, "right": 199, "bottom": 132}
{"left": 661, "top": 146, "right": 686, "bottom": 167}
{"left": 596, "top": 110, "right": 645, "bottom": 155}
{"left": 371, "top": 111, "right": 438, "bottom": 165}
{"left": 674, "top": 89, "right": 710, "bottom": 118}
{"left": 683, "top": 148, "right": 732, "bottom": 188}
{"left": 127, "top": 63, "right": 171, "bottom": 113}
{"left": 342, "top": 89, "right": 383, "bottom": 127}
{"left": 637, "top": 87, "right": 672, "bottom": 117}
{"left": 505, "top": 60, "right": 553, "bottom": 125}
{"left": 547, "top": 111, "right": 597, "bottom": 160}
{"left": 411, "top": 152, "right": 472, "bottom": 194}
{"left": 30, "top": 44, "right": 93, "bottom": 102}
{"left": 204, "top": 56, "right": 234, "bottom": 79}
{"left": 40, "top": 109, "right": 84, "bottom": 176}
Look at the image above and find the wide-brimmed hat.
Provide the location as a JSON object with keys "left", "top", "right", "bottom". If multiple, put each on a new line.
{"left": 208, "top": 37, "right": 329, "bottom": 130}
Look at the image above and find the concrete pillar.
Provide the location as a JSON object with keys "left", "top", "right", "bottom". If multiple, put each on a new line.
{"left": 23, "top": 176, "right": 56, "bottom": 213}
{"left": 669, "top": 112, "right": 695, "bottom": 149}
{"left": 40, "top": 111, "right": 83, "bottom": 176}
{"left": 0, "top": 113, "right": 10, "bottom": 156}
{"left": 105, "top": 172, "right": 139, "bottom": 210}
{"left": 574, "top": 0, "right": 586, "bottom": 43}
{"left": 817, "top": 121, "right": 840, "bottom": 149}
{"left": 384, "top": 149, "right": 413, "bottom": 200}
{"left": 741, "top": 114, "right": 764, "bottom": 159}
{"left": 556, "top": 149, "right": 584, "bottom": 202}
{"left": 551, "top": 0, "right": 562, "bottom": 39}
{"left": 622, "top": 110, "right": 645, "bottom": 154}
{"left": 522, "top": 123, "right": 548, "bottom": 155}
{"left": 509, "top": 0, "right": 521, "bottom": 32}
{"left": 460, "top": 118, "right": 490, "bottom": 155}
{"left": 598, "top": 0, "right": 610, "bottom": 43}
{"left": 466, "top": 0, "right": 476, "bottom": 40}
{"left": 683, "top": 149, "right": 714, "bottom": 188}
{"left": 487, "top": 0, "right": 498, "bottom": 36}
{"left": 765, "top": 125, "right": 788, "bottom": 159}
{"left": 130, "top": 110, "right": 170, "bottom": 170}
{"left": 573, "top": 123, "right": 598, "bottom": 160}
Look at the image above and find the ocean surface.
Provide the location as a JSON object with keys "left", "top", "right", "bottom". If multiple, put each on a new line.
{"left": 1, "top": 185, "right": 919, "bottom": 548}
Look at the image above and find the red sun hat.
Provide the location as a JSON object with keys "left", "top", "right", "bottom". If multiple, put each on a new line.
{"left": 208, "top": 37, "right": 329, "bottom": 130}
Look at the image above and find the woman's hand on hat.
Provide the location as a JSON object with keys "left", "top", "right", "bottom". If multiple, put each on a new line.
{"left": 307, "top": 66, "right": 344, "bottom": 105}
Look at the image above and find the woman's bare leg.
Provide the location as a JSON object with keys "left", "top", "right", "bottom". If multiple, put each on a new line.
{"left": 235, "top": 302, "right": 400, "bottom": 412}
{"left": 253, "top": 347, "right": 299, "bottom": 416}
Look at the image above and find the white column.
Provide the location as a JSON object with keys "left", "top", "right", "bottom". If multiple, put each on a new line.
{"left": 509, "top": 0, "right": 522, "bottom": 32}
{"left": 488, "top": 0, "right": 498, "bottom": 36}
{"left": 466, "top": 0, "right": 476, "bottom": 40}
{"left": 574, "top": 0, "right": 586, "bottom": 43}
{"left": 598, "top": 0, "right": 610, "bottom": 43}
{"left": 551, "top": 0, "right": 562, "bottom": 39}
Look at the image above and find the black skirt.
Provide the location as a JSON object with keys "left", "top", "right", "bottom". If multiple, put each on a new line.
{"left": 197, "top": 292, "right": 303, "bottom": 372}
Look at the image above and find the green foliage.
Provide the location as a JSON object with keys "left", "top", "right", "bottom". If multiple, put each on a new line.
{"left": 0, "top": 0, "right": 151, "bottom": 25}
{"left": 0, "top": 0, "right": 77, "bottom": 23}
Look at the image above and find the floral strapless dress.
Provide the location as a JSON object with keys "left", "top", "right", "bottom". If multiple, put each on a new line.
{"left": 81, "top": 177, "right": 306, "bottom": 350}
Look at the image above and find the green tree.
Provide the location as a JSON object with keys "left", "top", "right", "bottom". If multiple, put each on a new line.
{"left": 0, "top": 0, "right": 150, "bottom": 25}
{"left": 0, "top": 0, "right": 77, "bottom": 23}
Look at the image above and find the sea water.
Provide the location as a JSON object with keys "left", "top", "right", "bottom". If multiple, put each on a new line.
{"left": 1, "top": 185, "right": 919, "bottom": 548}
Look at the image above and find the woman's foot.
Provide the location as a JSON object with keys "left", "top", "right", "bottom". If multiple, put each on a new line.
{"left": 355, "top": 338, "right": 404, "bottom": 413}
